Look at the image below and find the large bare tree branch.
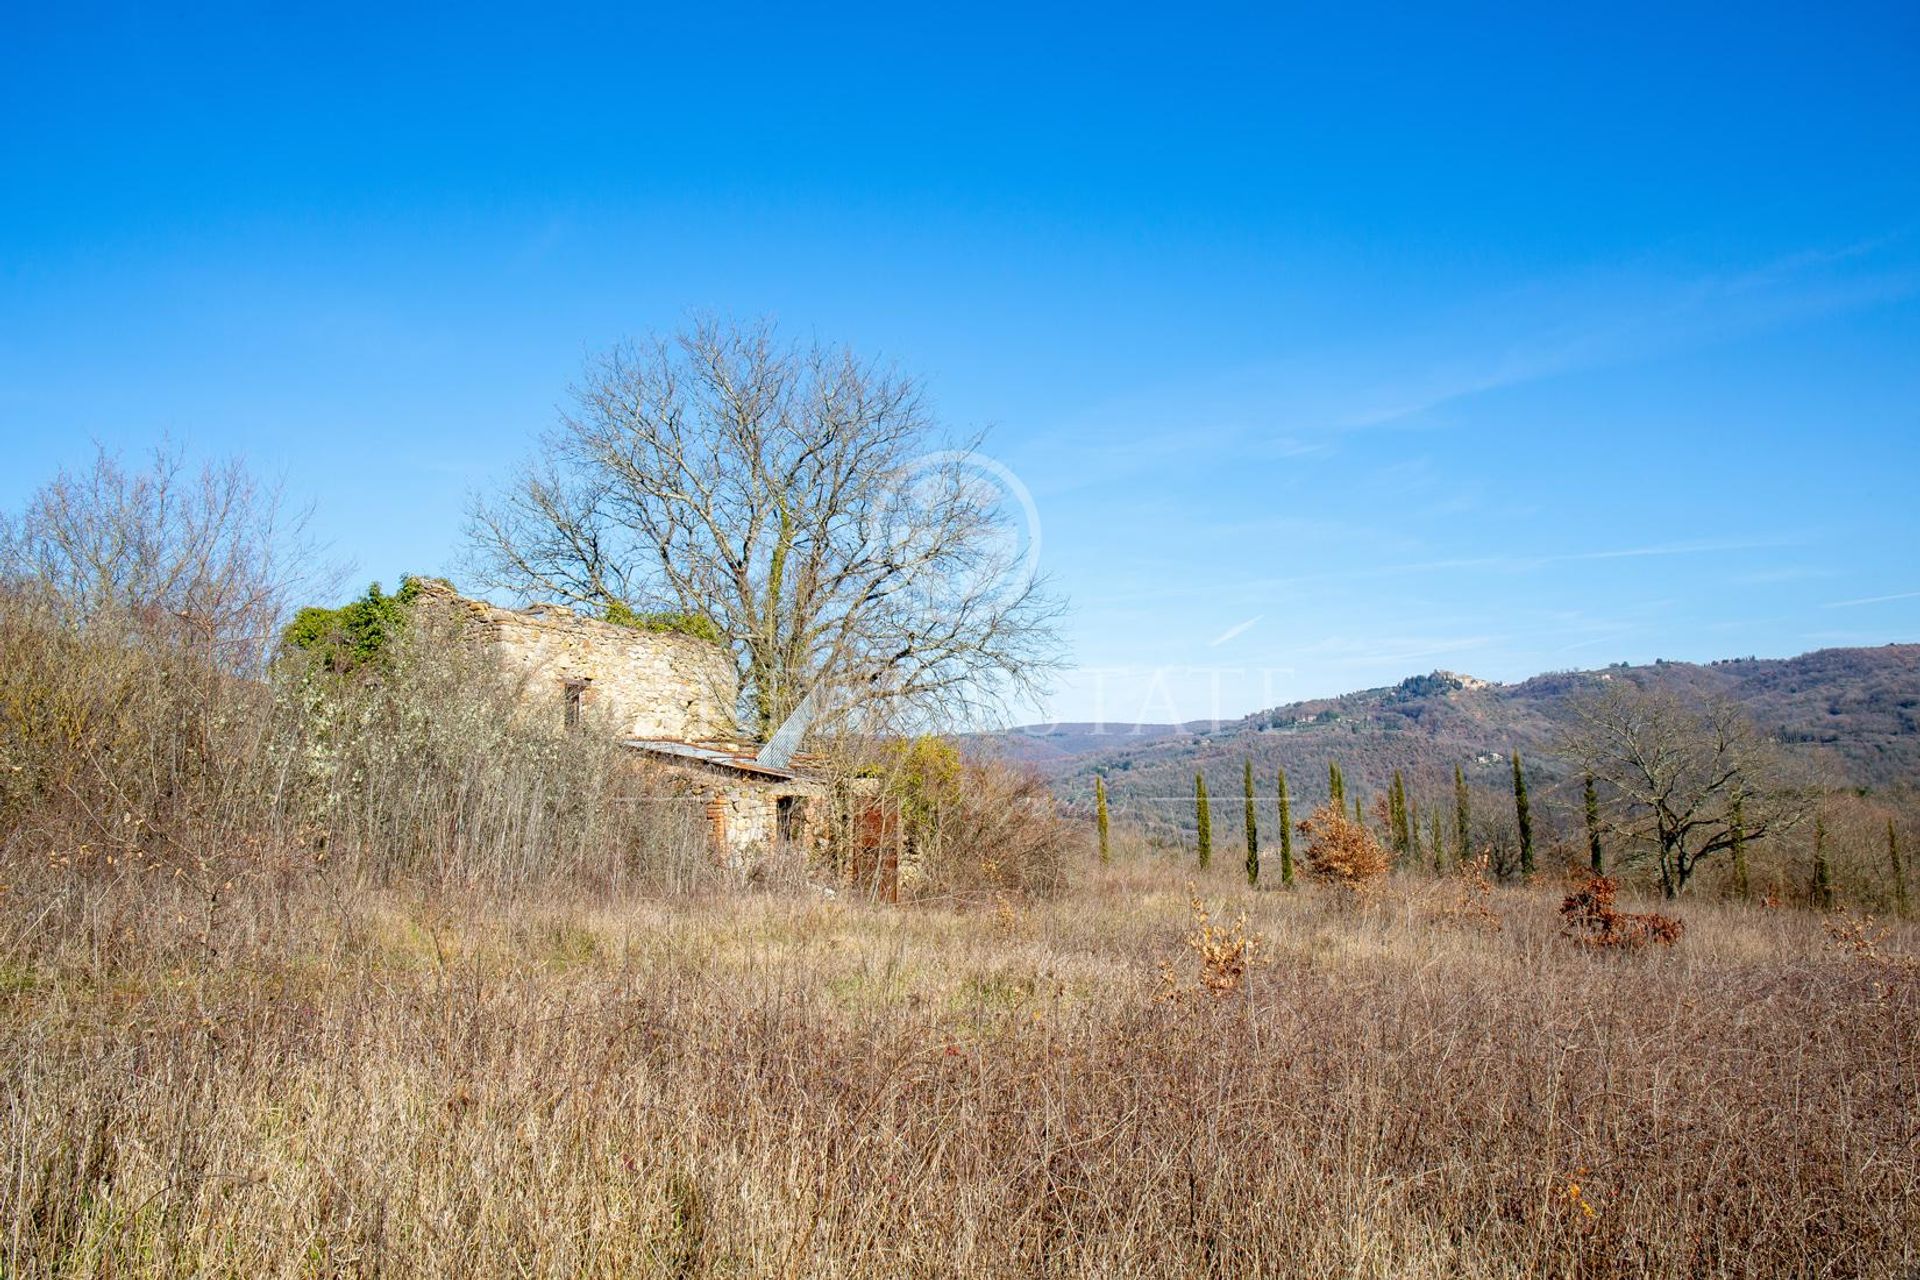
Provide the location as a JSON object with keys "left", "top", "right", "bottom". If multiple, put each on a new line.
{"left": 466, "top": 317, "right": 1065, "bottom": 741}
{"left": 1566, "top": 681, "right": 1811, "bottom": 897}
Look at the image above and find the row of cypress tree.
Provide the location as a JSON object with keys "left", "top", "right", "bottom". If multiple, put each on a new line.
{"left": 1092, "top": 757, "right": 1914, "bottom": 912}
{"left": 1093, "top": 752, "right": 1553, "bottom": 887}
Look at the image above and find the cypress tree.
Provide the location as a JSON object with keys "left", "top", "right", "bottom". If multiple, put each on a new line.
{"left": 1277, "top": 767, "right": 1295, "bottom": 888}
{"left": 1389, "top": 770, "right": 1410, "bottom": 861}
{"left": 1386, "top": 772, "right": 1401, "bottom": 850}
{"left": 1512, "top": 751, "right": 1535, "bottom": 878}
{"left": 1353, "top": 792, "right": 1365, "bottom": 828}
{"left": 1890, "top": 819, "right": 1908, "bottom": 918}
{"left": 1729, "top": 792, "right": 1749, "bottom": 901}
{"left": 1430, "top": 810, "right": 1446, "bottom": 873}
{"left": 1811, "top": 811, "right": 1833, "bottom": 910}
{"left": 1243, "top": 759, "right": 1259, "bottom": 886}
{"left": 1095, "top": 776, "right": 1111, "bottom": 865}
{"left": 1194, "top": 773, "right": 1212, "bottom": 870}
{"left": 1584, "top": 773, "right": 1604, "bottom": 874}
{"left": 1453, "top": 765, "right": 1471, "bottom": 866}
{"left": 1405, "top": 788, "right": 1421, "bottom": 871}
{"left": 1328, "top": 761, "right": 1345, "bottom": 809}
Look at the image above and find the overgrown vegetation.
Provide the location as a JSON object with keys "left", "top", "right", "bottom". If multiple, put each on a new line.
{"left": 601, "top": 598, "right": 726, "bottom": 645}
{"left": 6, "top": 442, "right": 1919, "bottom": 1275}
{"left": 2, "top": 854, "right": 1913, "bottom": 1276}
{"left": 0, "top": 448, "right": 714, "bottom": 899}
{"left": 878, "top": 736, "right": 1067, "bottom": 899}
{"left": 281, "top": 576, "right": 426, "bottom": 672}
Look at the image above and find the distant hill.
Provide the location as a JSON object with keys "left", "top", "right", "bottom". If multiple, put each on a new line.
{"left": 981, "top": 644, "right": 1920, "bottom": 838}
{"left": 987, "top": 721, "right": 1189, "bottom": 770}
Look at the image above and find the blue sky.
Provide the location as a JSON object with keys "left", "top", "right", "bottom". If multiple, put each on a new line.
{"left": 4, "top": 2, "right": 1917, "bottom": 725}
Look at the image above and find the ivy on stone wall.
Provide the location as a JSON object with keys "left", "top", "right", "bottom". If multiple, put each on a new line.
{"left": 601, "top": 599, "right": 726, "bottom": 646}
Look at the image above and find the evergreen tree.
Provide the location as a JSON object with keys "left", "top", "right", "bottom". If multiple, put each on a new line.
{"left": 1194, "top": 773, "right": 1212, "bottom": 870}
{"left": 1729, "top": 792, "right": 1750, "bottom": 901}
{"left": 1242, "top": 758, "right": 1259, "bottom": 886}
{"left": 1328, "top": 761, "right": 1345, "bottom": 809}
{"left": 1389, "top": 770, "right": 1411, "bottom": 861}
{"left": 1512, "top": 751, "right": 1535, "bottom": 878}
{"left": 1277, "top": 767, "right": 1295, "bottom": 888}
{"left": 1405, "top": 788, "right": 1421, "bottom": 871}
{"left": 1453, "top": 765, "right": 1471, "bottom": 866}
{"left": 1811, "top": 811, "right": 1833, "bottom": 910}
{"left": 1584, "top": 772, "right": 1604, "bottom": 874}
{"left": 1095, "top": 775, "right": 1111, "bottom": 865}
{"left": 1890, "top": 819, "right": 1908, "bottom": 919}
{"left": 1353, "top": 792, "right": 1365, "bottom": 828}
{"left": 1430, "top": 810, "right": 1446, "bottom": 873}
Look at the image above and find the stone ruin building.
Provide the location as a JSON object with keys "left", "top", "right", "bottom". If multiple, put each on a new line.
{"left": 412, "top": 581, "right": 898, "bottom": 896}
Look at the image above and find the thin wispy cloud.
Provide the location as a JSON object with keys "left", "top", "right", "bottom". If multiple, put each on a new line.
{"left": 1292, "top": 633, "right": 1497, "bottom": 668}
{"left": 1208, "top": 616, "right": 1261, "bottom": 646}
{"left": 1555, "top": 633, "right": 1632, "bottom": 653}
{"left": 1823, "top": 589, "right": 1920, "bottom": 608}
{"left": 1029, "top": 237, "right": 1917, "bottom": 477}
{"left": 1731, "top": 566, "right": 1835, "bottom": 585}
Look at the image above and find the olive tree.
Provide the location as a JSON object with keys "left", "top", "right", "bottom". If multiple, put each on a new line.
{"left": 467, "top": 318, "right": 1063, "bottom": 739}
{"left": 1566, "top": 681, "right": 1809, "bottom": 898}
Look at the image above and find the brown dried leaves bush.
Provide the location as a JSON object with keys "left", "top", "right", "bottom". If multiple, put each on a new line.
{"left": 1427, "top": 854, "right": 1505, "bottom": 933}
{"left": 1297, "top": 802, "right": 1391, "bottom": 895}
{"left": 1559, "top": 874, "right": 1685, "bottom": 950}
{"left": 1159, "top": 890, "right": 1267, "bottom": 999}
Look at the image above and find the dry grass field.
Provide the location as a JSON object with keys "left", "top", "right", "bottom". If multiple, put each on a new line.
{"left": 4, "top": 851, "right": 1916, "bottom": 1279}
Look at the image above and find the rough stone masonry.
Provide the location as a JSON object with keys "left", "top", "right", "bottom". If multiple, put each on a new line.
{"left": 411, "top": 579, "right": 739, "bottom": 741}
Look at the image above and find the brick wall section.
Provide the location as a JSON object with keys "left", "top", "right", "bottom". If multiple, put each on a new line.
{"left": 416, "top": 581, "right": 739, "bottom": 741}
{"left": 713, "top": 787, "right": 778, "bottom": 855}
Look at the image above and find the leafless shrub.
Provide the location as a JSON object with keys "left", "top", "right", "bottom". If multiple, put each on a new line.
{"left": 1425, "top": 853, "right": 1504, "bottom": 932}
{"left": 878, "top": 738, "right": 1068, "bottom": 901}
{"left": 0, "top": 444, "right": 320, "bottom": 870}
{"left": 0, "top": 577, "right": 282, "bottom": 875}
{"left": 1823, "top": 909, "right": 1919, "bottom": 1001}
{"left": 0, "top": 440, "right": 323, "bottom": 672}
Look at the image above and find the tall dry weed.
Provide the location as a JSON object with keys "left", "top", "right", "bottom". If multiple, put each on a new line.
{"left": 1, "top": 862, "right": 1917, "bottom": 1276}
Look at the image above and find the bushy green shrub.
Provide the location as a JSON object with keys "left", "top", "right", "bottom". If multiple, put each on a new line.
{"left": 281, "top": 577, "right": 426, "bottom": 673}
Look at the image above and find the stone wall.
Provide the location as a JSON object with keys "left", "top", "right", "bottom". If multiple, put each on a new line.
{"left": 416, "top": 581, "right": 739, "bottom": 741}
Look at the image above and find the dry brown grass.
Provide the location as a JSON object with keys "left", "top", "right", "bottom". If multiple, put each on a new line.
{"left": 2, "top": 851, "right": 1917, "bottom": 1277}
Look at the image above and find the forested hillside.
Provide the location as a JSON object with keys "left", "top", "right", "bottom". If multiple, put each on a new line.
{"left": 994, "top": 645, "right": 1920, "bottom": 838}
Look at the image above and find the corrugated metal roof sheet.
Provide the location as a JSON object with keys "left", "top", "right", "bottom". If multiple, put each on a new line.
{"left": 622, "top": 738, "right": 799, "bottom": 781}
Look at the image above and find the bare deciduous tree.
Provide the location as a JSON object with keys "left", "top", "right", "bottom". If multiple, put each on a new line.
{"left": 0, "top": 440, "right": 319, "bottom": 671}
{"left": 1566, "top": 681, "right": 1810, "bottom": 898}
{"left": 467, "top": 317, "right": 1064, "bottom": 738}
